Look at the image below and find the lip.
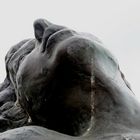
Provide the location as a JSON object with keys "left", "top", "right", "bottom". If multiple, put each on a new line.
{"left": 41, "top": 25, "right": 65, "bottom": 52}
{"left": 42, "top": 27, "right": 76, "bottom": 54}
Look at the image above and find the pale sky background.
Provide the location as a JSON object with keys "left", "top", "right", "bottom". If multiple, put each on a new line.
{"left": 0, "top": 0, "right": 140, "bottom": 99}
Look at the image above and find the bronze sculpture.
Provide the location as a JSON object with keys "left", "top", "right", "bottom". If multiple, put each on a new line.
{"left": 0, "top": 19, "right": 140, "bottom": 140}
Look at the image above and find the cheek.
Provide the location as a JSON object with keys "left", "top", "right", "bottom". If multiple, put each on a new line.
{"left": 16, "top": 57, "right": 49, "bottom": 110}
{"left": 16, "top": 49, "right": 50, "bottom": 96}
{"left": 18, "top": 49, "right": 45, "bottom": 76}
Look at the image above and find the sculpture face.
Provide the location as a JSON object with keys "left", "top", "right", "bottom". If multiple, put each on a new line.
{"left": 16, "top": 20, "right": 96, "bottom": 136}
{"left": 1, "top": 19, "right": 140, "bottom": 140}
{"left": 14, "top": 19, "right": 126, "bottom": 136}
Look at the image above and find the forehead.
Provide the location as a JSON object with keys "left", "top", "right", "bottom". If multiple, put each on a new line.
{"left": 92, "top": 41, "right": 119, "bottom": 81}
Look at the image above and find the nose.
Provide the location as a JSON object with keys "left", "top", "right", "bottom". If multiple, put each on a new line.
{"left": 66, "top": 37, "right": 95, "bottom": 74}
{"left": 47, "top": 36, "right": 95, "bottom": 77}
{"left": 47, "top": 33, "right": 118, "bottom": 82}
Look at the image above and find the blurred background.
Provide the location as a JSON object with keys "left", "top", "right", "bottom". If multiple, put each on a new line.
{"left": 0, "top": 0, "right": 140, "bottom": 99}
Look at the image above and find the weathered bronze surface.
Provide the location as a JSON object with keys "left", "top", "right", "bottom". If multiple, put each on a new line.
{"left": 0, "top": 19, "right": 140, "bottom": 140}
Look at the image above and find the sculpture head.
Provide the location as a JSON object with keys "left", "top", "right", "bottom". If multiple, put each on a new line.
{"left": 3, "top": 19, "right": 140, "bottom": 138}
{"left": 16, "top": 19, "right": 95, "bottom": 135}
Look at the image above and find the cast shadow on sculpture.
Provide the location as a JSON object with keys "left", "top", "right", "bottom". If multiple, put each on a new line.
{"left": 0, "top": 19, "right": 140, "bottom": 140}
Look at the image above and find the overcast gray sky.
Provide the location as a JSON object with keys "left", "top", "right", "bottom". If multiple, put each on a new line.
{"left": 0, "top": 0, "right": 140, "bottom": 99}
